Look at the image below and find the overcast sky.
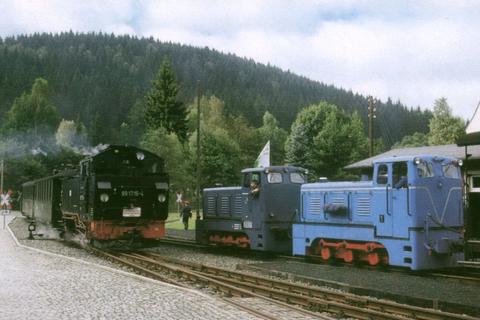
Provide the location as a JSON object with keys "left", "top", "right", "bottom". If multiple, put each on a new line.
{"left": 1, "top": 0, "right": 479, "bottom": 120}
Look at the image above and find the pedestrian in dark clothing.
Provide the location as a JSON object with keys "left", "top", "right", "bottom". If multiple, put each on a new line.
{"left": 181, "top": 201, "right": 192, "bottom": 230}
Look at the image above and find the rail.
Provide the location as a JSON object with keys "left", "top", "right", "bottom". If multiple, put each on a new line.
{"left": 91, "top": 247, "right": 477, "bottom": 320}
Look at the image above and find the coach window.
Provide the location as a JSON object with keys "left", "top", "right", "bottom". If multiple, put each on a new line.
{"left": 377, "top": 164, "right": 388, "bottom": 185}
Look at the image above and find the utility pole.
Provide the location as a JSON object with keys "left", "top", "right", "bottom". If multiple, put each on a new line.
{"left": 196, "top": 81, "right": 201, "bottom": 220}
{"left": 0, "top": 160, "right": 3, "bottom": 195}
{"left": 367, "top": 96, "right": 377, "bottom": 157}
{"left": 1, "top": 160, "right": 4, "bottom": 229}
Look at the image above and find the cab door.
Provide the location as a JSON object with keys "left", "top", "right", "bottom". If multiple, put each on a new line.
{"left": 79, "top": 160, "right": 90, "bottom": 218}
{"left": 392, "top": 161, "right": 410, "bottom": 238}
{"left": 244, "top": 172, "right": 263, "bottom": 229}
{"left": 375, "top": 163, "right": 393, "bottom": 237}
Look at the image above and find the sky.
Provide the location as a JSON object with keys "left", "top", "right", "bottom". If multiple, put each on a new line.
{"left": 1, "top": 0, "right": 479, "bottom": 120}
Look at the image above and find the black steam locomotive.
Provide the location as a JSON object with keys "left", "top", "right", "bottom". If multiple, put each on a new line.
{"left": 21, "top": 145, "right": 169, "bottom": 247}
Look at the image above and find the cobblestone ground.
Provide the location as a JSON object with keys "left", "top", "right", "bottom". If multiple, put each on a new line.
{"left": 1, "top": 213, "right": 261, "bottom": 320}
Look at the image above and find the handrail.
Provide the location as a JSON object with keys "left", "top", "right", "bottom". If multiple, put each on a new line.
{"left": 347, "top": 192, "right": 352, "bottom": 221}
{"left": 323, "top": 192, "right": 328, "bottom": 221}
{"left": 386, "top": 184, "right": 391, "bottom": 215}
{"left": 407, "top": 185, "right": 411, "bottom": 216}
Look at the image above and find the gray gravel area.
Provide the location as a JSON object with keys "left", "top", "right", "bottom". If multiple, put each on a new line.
{"left": 9, "top": 216, "right": 124, "bottom": 270}
{"left": 4, "top": 214, "right": 264, "bottom": 320}
{"left": 166, "top": 228, "right": 195, "bottom": 240}
{"left": 249, "top": 261, "right": 480, "bottom": 314}
{"left": 146, "top": 242, "right": 270, "bottom": 270}
{"left": 13, "top": 213, "right": 477, "bottom": 318}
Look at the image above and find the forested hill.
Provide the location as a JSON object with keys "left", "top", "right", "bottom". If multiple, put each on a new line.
{"left": 0, "top": 32, "right": 431, "bottom": 146}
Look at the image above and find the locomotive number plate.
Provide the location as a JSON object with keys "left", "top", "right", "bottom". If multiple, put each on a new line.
{"left": 123, "top": 207, "right": 141, "bottom": 217}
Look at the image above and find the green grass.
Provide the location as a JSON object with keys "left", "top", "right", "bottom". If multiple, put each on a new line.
{"left": 165, "top": 211, "right": 198, "bottom": 230}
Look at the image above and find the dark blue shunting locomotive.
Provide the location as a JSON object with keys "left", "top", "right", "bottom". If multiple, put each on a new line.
{"left": 293, "top": 155, "right": 464, "bottom": 270}
{"left": 196, "top": 166, "right": 307, "bottom": 253}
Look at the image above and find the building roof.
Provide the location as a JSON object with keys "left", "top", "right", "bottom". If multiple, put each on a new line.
{"left": 346, "top": 144, "right": 480, "bottom": 169}
{"left": 242, "top": 166, "right": 306, "bottom": 173}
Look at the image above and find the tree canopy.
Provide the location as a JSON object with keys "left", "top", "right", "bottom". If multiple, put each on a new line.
{"left": 0, "top": 32, "right": 432, "bottom": 146}
{"left": 4, "top": 77, "right": 59, "bottom": 136}
{"left": 285, "top": 102, "right": 368, "bottom": 179}
{"left": 428, "top": 98, "right": 465, "bottom": 145}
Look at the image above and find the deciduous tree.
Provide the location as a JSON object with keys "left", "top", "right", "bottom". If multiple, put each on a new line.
{"left": 258, "top": 111, "right": 287, "bottom": 165}
{"left": 428, "top": 98, "right": 465, "bottom": 145}
{"left": 5, "top": 78, "right": 59, "bottom": 136}
{"left": 392, "top": 132, "right": 429, "bottom": 148}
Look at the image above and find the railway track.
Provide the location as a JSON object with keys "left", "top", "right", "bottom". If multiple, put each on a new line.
{"left": 90, "top": 247, "right": 327, "bottom": 320}
{"left": 157, "top": 237, "right": 208, "bottom": 249}
{"left": 90, "top": 247, "right": 477, "bottom": 320}
{"left": 156, "top": 238, "right": 480, "bottom": 291}
{"left": 160, "top": 237, "right": 480, "bottom": 283}
{"left": 280, "top": 254, "right": 480, "bottom": 284}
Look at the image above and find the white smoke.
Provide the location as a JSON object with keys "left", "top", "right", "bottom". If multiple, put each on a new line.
{"left": 31, "top": 147, "right": 48, "bottom": 156}
{"left": 33, "top": 223, "right": 61, "bottom": 240}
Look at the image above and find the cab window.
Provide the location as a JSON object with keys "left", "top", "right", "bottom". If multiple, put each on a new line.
{"left": 393, "top": 162, "right": 408, "bottom": 188}
{"left": 267, "top": 172, "right": 283, "bottom": 183}
{"left": 81, "top": 161, "right": 89, "bottom": 177}
{"left": 290, "top": 172, "right": 306, "bottom": 184}
{"left": 377, "top": 164, "right": 388, "bottom": 185}
{"left": 243, "top": 172, "right": 261, "bottom": 187}
{"left": 417, "top": 161, "right": 434, "bottom": 178}
{"left": 442, "top": 163, "right": 461, "bottom": 179}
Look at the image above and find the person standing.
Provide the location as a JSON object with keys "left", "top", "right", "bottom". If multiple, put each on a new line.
{"left": 181, "top": 200, "right": 192, "bottom": 230}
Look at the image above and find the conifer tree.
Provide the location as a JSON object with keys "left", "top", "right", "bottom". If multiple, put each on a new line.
{"left": 145, "top": 58, "right": 187, "bottom": 142}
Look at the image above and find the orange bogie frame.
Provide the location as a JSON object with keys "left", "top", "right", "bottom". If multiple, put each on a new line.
{"left": 89, "top": 220, "right": 165, "bottom": 240}
{"left": 208, "top": 233, "right": 251, "bottom": 248}
{"left": 309, "top": 239, "right": 389, "bottom": 266}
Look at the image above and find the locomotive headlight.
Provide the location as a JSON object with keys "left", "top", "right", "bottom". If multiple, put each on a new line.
{"left": 136, "top": 152, "right": 145, "bottom": 160}
{"left": 100, "top": 193, "right": 109, "bottom": 202}
{"left": 414, "top": 157, "right": 422, "bottom": 165}
{"left": 457, "top": 159, "right": 463, "bottom": 167}
{"left": 158, "top": 194, "right": 167, "bottom": 202}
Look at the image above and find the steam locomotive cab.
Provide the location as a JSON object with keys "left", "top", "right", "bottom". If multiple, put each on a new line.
{"left": 196, "top": 166, "right": 306, "bottom": 253}
{"left": 60, "top": 145, "right": 169, "bottom": 245}
{"left": 293, "top": 155, "right": 464, "bottom": 270}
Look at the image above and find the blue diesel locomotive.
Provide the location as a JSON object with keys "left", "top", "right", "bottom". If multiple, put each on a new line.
{"left": 293, "top": 155, "right": 464, "bottom": 270}
{"left": 196, "top": 166, "right": 307, "bottom": 253}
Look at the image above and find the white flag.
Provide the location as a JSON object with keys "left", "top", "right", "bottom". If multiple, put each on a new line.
{"left": 254, "top": 141, "right": 270, "bottom": 167}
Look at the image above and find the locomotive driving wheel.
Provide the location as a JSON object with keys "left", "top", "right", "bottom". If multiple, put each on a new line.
{"left": 367, "top": 251, "right": 381, "bottom": 266}
{"left": 320, "top": 247, "right": 332, "bottom": 261}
